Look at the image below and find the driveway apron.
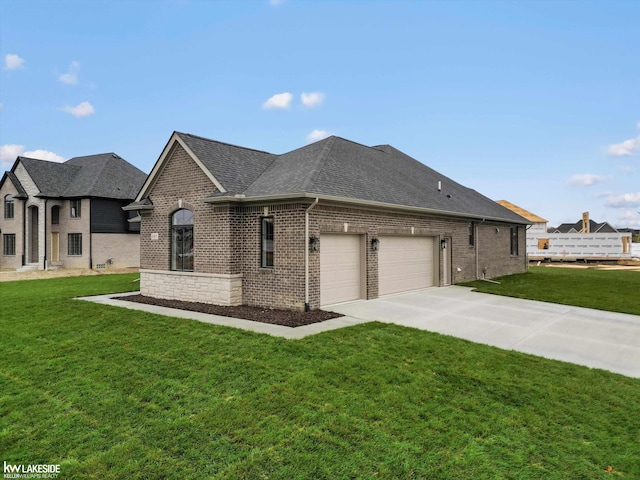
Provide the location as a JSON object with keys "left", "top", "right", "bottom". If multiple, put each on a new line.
{"left": 327, "top": 286, "right": 640, "bottom": 378}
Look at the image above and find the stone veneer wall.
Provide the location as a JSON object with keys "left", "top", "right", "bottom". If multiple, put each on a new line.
{"left": 140, "top": 269, "right": 243, "bottom": 305}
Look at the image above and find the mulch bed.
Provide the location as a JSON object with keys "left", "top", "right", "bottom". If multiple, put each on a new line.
{"left": 115, "top": 294, "right": 343, "bottom": 328}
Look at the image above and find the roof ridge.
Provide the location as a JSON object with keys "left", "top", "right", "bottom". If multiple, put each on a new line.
{"left": 301, "top": 136, "right": 336, "bottom": 192}
{"left": 176, "top": 131, "right": 274, "bottom": 155}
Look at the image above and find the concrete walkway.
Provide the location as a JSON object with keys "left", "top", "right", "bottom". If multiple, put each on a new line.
{"left": 76, "top": 293, "right": 369, "bottom": 340}
{"left": 79, "top": 287, "right": 640, "bottom": 378}
{"left": 327, "top": 286, "right": 640, "bottom": 379}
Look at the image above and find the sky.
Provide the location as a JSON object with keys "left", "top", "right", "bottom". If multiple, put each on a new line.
{"left": 1, "top": 0, "right": 639, "bottom": 228}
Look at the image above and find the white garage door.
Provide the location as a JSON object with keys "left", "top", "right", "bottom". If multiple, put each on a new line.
{"left": 379, "top": 236, "right": 435, "bottom": 296}
{"left": 320, "top": 234, "right": 362, "bottom": 306}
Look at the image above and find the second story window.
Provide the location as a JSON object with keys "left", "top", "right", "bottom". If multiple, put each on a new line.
{"left": 51, "top": 205, "right": 60, "bottom": 225}
{"left": 4, "top": 195, "right": 14, "bottom": 219}
{"left": 70, "top": 199, "right": 81, "bottom": 218}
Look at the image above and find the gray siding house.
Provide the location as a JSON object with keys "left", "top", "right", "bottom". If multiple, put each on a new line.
{"left": 0, "top": 153, "right": 146, "bottom": 271}
{"left": 125, "top": 132, "right": 529, "bottom": 311}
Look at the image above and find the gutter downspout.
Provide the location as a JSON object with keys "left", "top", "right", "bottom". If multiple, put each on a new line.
{"left": 304, "top": 198, "right": 319, "bottom": 312}
{"left": 89, "top": 198, "right": 93, "bottom": 269}
{"left": 22, "top": 200, "right": 26, "bottom": 266}
{"left": 43, "top": 199, "right": 48, "bottom": 270}
{"left": 476, "top": 218, "right": 486, "bottom": 280}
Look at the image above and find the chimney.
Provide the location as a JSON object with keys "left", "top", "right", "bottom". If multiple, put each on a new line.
{"left": 581, "top": 212, "right": 590, "bottom": 233}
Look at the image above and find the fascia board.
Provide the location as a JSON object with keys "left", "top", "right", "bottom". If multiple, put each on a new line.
{"left": 135, "top": 132, "right": 227, "bottom": 202}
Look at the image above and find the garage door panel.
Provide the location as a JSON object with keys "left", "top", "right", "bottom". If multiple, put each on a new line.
{"left": 379, "top": 236, "right": 435, "bottom": 296}
{"left": 320, "top": 235, "right": 362, "bottom": 306}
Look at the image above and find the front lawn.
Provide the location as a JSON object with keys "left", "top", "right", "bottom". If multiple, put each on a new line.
{"left": 1, "top": 274, "right": 639, "bottom": 479}
{"left": 462, "top": 266, "right": 640, "bottom": 316}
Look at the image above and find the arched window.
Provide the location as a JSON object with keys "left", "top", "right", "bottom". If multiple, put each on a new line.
{"left": 51, "top": 205, "right": 60, "bottom": 225}
{"left": 171, "top": 209, "right": 194, "bottom": 271}
{"left": 4, "top": 194, "right": 14, "bottom": 219}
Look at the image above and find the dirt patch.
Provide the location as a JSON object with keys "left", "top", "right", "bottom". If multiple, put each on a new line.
{"left": 116, "top": 294, "right": 343, "bottom": 328}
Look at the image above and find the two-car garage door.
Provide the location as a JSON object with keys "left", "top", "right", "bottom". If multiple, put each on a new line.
{"left": 320, "top": 234, "right": 436, "bottom": 305}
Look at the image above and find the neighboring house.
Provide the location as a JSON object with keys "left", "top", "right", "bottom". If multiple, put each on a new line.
{"left": 550, "top": 217, "right": 618, "bottom": 234}
{"left": 496, "top": 200, "right": 548, "bottom": 239}
{"left": 0, "top": 153, "right": 146, "bottom": 271}
{"left": 496, "top": 207, "right": 633, "bottom": 262}
{"left": 125, "top": 131, "right": 530, "bottom": 311}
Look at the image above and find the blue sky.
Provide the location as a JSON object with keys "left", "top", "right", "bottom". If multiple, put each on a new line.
{"left": 1, "top": 0, "right": 638, "bottom": 228}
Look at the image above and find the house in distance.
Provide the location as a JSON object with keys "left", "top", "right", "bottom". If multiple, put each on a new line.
{"left": 1, "top": 153, "right": 146, "bottom": 271}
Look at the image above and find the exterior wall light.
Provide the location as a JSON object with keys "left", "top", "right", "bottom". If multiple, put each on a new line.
{"left": 309, "top": 236, "right": 320, "bottom": 252}
{"left": 440, "top": 239, "right": 447, "bottom": 249}
{"left": 371, "top": 237, "right": 380, "bottom": 251}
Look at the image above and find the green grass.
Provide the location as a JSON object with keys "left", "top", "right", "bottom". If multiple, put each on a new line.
{"left": 1, "top": 274, "right": 639, "bottom": 479}
{"left": 463, "top": 266, "right": 640, "bottom": 316}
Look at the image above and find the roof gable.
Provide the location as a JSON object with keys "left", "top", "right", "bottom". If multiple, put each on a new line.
{"left": 0, "top": 171, "right": 28, "bottom": 198}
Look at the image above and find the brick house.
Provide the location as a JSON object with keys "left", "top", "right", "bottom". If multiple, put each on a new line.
{"left": 0, "top": 153, "right": 146, "bottom": 271}
{"left": 125, "top": 132, "right": 529, "bottom": 311}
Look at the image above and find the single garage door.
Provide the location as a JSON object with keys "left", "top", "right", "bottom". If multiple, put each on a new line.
{"left": 378, "top": 236, "right": 435, "bottom": 296}
{"left": 320, "top": 234, "right": 362, "bottom": 305}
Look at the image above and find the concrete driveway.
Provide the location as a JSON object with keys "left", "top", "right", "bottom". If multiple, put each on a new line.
{"left": 328, "top": 286, "right": 640, "bottom": 379}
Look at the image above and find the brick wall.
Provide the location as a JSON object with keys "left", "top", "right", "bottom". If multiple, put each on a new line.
{"left": 238, "top": 203, "right": 306, "bottom": 310}
{"left": 140, "top": 143, "right": 224, "bottom": 272}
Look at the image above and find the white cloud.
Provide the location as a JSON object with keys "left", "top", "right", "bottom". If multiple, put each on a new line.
{"left": 62, "top": 101, "right": 95, "bottom": 117}
{"left": 605, "top": 192, "right": 640, "bottom": 208}
{"left": 607, "top": 122, "right": 640, "bottom": 156}
{"left": 0, "top": 102, "right": 3, "bottom": 111}
{"left": 568, "top": 173, "right": 610, "bottom": 186}
{"left": 301, "top": 92, "right": 325, "bottom": 108}
{"left": 269, "top": 0, "right": 285, "bottom": 6}
{"left": 0, "top": 144, "right": 66, "bottom": 168}
{"left": 23, "top": 149, "right": 65, "bottom": 163}
{"left": 0, "top": 144, "right": 25, "bottom": 167}
{"left": 263, "top": 92, "right": 292, "bottom": 109}
{"left": 59, "top": 61, "right": 80, "bottom": 85}
{"left": 620, "top": 165, "right": 636, "bottom": 174}
{"left": 617, "top": 210, "right": 640, "bottom": 228}
{"left": 306, "top": 129, "right": 331, "bottom": 143}
{"left": 4, "top": 54, "right": 25, "bottom": 70}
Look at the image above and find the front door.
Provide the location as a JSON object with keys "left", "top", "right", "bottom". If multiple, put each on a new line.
{"left": 51, "top": 232, "right": 59, "bottom": 263}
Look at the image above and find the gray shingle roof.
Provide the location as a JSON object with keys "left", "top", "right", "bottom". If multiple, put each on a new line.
{"left": 177, "top": 132, "right": 528, "bottom": 224}
{"left": 16, "top": 153, "right": 146, "bottom": 200}
{"left": 177, "top": 133, "right": 275, "bottom": 194}
{"left": 1, "top": 171, "right": 28, "bottom": 198}
{"left": 552, "top": 219, "right": 618, "bottom": 234}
